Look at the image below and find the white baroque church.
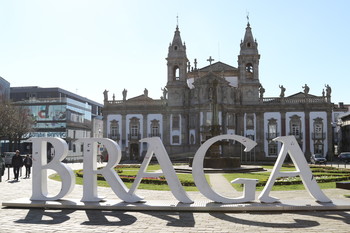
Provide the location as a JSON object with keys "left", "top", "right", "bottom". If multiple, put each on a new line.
{"left": 102, "top": 22, "right": 346, "bottom": 162}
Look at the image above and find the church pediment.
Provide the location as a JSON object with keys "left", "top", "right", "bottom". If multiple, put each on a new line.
{"left": 127, "top": 94, "right": 154, "bottom": 102}
{"left": 198, "top": 61, "right": 238, "bottom": 72}
{"left": 286, "top": 92, "right": 318, "bottom": 98}
{"left": 192, "top": 72, "right": 229, "bottom": 87}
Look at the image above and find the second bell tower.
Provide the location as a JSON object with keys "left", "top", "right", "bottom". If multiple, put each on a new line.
{"left": 166, "top": 24, "right": 189, "bottom": 106}
{"left": 238, "top": 21, "right": 261, "bottom": 103}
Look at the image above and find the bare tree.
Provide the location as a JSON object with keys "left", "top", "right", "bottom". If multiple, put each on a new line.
{"left": 0, "top": 103, "right": 35, "bottom": 151}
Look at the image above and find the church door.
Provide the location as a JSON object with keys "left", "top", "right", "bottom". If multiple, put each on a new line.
{"left": 129, "top": 143, "right": 139, "bottom": 161}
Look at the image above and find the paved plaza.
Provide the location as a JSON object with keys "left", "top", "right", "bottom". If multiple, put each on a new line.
{"left": 1, "top": 163, "right": 350, "bottom": 232}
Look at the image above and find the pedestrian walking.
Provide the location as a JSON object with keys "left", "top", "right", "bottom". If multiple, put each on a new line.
{"left": 23, "top": 154, "right": 32, "bottom": 178}
{"left": 12, "top": 150, "right": 23, "bottom": 181}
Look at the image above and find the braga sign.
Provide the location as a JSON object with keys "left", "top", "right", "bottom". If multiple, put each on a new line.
{"left": 29, "top": 135, "right": 331, "bottom": 204}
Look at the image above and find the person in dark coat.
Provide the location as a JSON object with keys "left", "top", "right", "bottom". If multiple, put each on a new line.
{"left": 23, "top": 154, "right": 32, "bottom": 178}
{"left": 12, "top": 150, "right": 23, "bottom": 181}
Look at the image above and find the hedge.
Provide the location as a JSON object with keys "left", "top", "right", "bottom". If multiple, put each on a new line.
{"left": 75, "top": 169, "right": 196, "bottom": 186}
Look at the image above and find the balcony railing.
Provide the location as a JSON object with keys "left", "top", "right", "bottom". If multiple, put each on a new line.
{"left": 289, "top": 132, "right": 303, "bottom": 139}
{"left": 128, "top": 134, "right": 141, "bottom": 140}
{"left": 312, "top": 132, "right": 326, "bottom": 140}
{"left": 148, "top": 133, "right": 161, "bottom": 138}
{"left": 108, "top": 133, "right": 120, "bottom": 141}
{"left": 266, "top": 132, "right": 280, "bottom": 140}
{"left": 262, "top": 96, "right": 327, "bottom": 104}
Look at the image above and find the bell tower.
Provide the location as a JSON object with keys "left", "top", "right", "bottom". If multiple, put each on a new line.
{"left": 238, "top": 21, "right": 261, "bottom": 103}
{"left": 166, "top": 24, "right": 189, "bottom": 106}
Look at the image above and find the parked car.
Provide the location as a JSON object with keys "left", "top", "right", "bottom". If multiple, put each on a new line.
{"left": 310, "top": 154, "right": 327, "bottom": 164}
{"left": 338, "top": 152, "right": 350, "bottom": 163}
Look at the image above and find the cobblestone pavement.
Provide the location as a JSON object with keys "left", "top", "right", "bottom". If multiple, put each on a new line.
{"left": 1, "top": 163, "right": 350, "bottom": 232}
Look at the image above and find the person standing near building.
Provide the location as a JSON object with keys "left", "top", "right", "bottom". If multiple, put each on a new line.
{"left": 23, "top": 154, "right": 32, "bottom": 178}
{"left": 12, "top": 150, "right": 23, "bottom": 181}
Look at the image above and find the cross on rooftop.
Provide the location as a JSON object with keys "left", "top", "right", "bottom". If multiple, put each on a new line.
{"left": 207, "top": 56, "right": 214, "bottom": 65}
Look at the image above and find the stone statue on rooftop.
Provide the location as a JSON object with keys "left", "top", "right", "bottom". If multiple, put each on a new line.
{"left": 259, "top": 84, "right": 265, "bottom": 99}
{"left": 122, "top": 89, "right": 127, "bottom": 101}
{"left": 161, "top": 87, "right": 168, "bottom": 100}
{"left": 103, "top": 89, "right": 108, "bottom": 102}
{"left": 325, "top": 84, "right": 331, "bottom": 98}
{"left": 302, "top": 84, "right": 309, "bottom": 95}
{"left": 279, "top": 85, "right": 285, "bottom": 98}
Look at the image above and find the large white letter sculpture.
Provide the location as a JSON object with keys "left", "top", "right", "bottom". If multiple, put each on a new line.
{"left": 78, "top": 138, "right": 142, "bottom": 202}
{"left": 192, "top": 134, "right": 257, "bottom": 203}
{"left": 28, "top": 135, "right": 331, "bottom": 205}
{"left": 30, "top": 137, "right": 75, "bottom": 201}
{"left": 258, "top": 136, "right": 332, "bottom": 203}
{"left": 129, "top": 137, "right": 193, "bottom": 204}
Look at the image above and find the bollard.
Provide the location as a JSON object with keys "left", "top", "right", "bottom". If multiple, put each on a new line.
{"left": 7, "top": 165, "right": 10, "bottom": 180}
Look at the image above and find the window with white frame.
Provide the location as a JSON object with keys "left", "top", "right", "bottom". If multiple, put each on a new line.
{"left": 290, "top": 115, "right": 302, "bottom": 138}
{"left": 172, "top": 135, "right": 180, "bottom": 144}
{"left": 268, "top": 142, "right": 278, "bottom": 156}
{"left": 172, "top": 115, "right": 180, "bottom": 129}
{"left": 131, "top": 125, "right": 138, "bottom": 136}
{"left": 110, "top": 120, "right": 119, "bottom": 137}
{"left": 129, "top": 117, "right": 140, "bottom": 139}
{"left": 267, "top": 118, "right": 278, "bottom": 139}
{"left": 313, "top": 118, "right": 323, "bottom": 139}
{"left": 150, "top": 119, "right": 160, "bottom": 137}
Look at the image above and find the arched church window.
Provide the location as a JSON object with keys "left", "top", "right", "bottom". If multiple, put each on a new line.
{"left": 268, "top": 141, "right": 278, "bottom": 156}
{"left": 129, "top": 117, "right": 140, "bottom": 140}
{"left": 313, "top": 117, "right": 324, "bottom": 140}
{"left": 173, "top": 66, "right": 180, "bottom": 80}
{"left": 110, "top": 120, "right": 119, "bottom": 140}
{"left": 290, "top": 115, "right": 302, "bottom": 139}
{"left": 245, "top": 63, "right": 253, "bottom": 73}
{"left": 150, "top": 119, "right": 160, "bottom": 137}
{"left": 267, "top": 118, "right": 278, "bottom": 139}
{"left": 172, "top": 135, "right": 180, "bottom": 144}
{"left": 172, "top": 115, "right": 180, "bottom": 129}
{"left": 246, "top": 114, "right": 254, "bottom": 129}
{"left": 131, "top": 125, "right": 139, "bottom": 137}
{"left": 227, "top": 113, "right": 235, "bottom": 129}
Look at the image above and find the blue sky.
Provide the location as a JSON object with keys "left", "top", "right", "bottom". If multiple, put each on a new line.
{"left": 0, "top": 1, "right": 349, "bottom": 105}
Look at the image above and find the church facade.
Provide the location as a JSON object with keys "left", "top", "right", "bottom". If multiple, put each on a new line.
{"left": 102, "top": 22, "right": 346, "bottom": 162}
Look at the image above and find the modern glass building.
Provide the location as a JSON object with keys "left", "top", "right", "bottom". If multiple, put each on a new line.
{"left": 10, "top": 86, "right": 103, "bottom": 157}
{"left": 0, "top": 76, "right": 10, "bottom": 103}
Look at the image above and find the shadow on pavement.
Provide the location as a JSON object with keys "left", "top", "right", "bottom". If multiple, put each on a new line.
{"left": 15, "top": 209, "right": 75, "bottom": 224}
{"left": 146, "top": 211, "right": 195, "bottom": 227}
{"left": 210, "top": 210, "right": 350, "bottom": 228}
{"left": 83, "top": 210, "right": 137, "bottom": 226}
{"left": 210, "top": 212, "right": 319, "bottom": 228}
{"left": 13, "top": 208, "right": 194, "bottom": 227}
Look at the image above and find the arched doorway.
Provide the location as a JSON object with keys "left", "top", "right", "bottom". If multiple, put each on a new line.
{"left": 129, "top": 143, "right": 139, "bottom": 161}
